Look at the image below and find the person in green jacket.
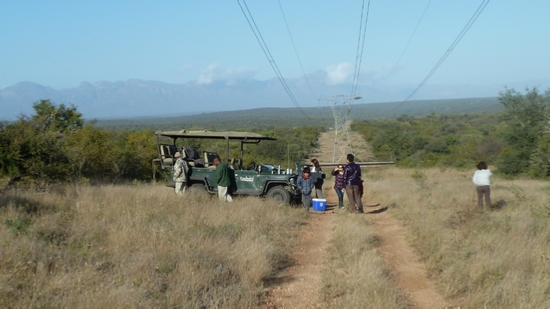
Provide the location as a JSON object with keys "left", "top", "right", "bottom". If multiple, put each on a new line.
{"left": 213, "top": 156, "right": 233, "bottom": 202}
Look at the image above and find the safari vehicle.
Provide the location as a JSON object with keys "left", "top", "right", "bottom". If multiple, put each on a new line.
{"left": 152, "top": 130, "right": 323, "bottom": 204}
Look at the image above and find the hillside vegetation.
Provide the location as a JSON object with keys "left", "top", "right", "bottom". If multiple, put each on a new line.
{"left": 0, "top": 100, "right": 322, "bottom": 183}
{"left": 95, "top": 97, "right": 501, "bottom": 131}
{"left": 354, "top": 88, "right": 550, "bottom": 177}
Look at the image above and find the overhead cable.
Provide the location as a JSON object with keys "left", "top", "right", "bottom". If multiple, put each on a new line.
{"left": 347, "top": 0, "right": 371, "bottom": 122}
{"left": 277, "top": 0, "right": 317, "bottom": 100}
{"left": 237, "top": 0, "right": 309, "bottom": 118}
{"left": 383, "top": 0, "right": 432, "bottom": 84}
{"left": 393, "top": 0, "right": 490, "bottom": 112}
{"left": 350, "top": 0, "right": 371, "bottom": 102}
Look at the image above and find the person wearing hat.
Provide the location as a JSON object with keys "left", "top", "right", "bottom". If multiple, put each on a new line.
{"left": 173, "top": 152, "right": 189, "bottom": 195}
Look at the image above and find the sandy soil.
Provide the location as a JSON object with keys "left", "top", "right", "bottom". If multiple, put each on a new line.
{"left": 370, "top": 211, "right": 448, "bottom": 308}
{"left": 264, "top": 207, "right": 336, "bottom": 308}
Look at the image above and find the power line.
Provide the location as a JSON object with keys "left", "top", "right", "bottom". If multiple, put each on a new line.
{"left": 322, "top": 1, "right": 371, "bottom": 162}
{"left": 382, "top": 0, "right": 432, "bottom": 84}
{"left": 350, "top": 0, "right": 371, "bottom": 101}
{"left": 237, "top": 0, "right": 309, "bottom": 118}
{"left": 341, "top": 0, "right": 370, "bottom": 159}
{"left": 392, "top": 0, "right": 490, "bottom": 112}
{"left": 277, "top": 0, "right": 317, "bottom": 100}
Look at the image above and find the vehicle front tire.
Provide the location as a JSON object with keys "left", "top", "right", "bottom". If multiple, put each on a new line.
{"left": 266, "top": 186, "right": 291, "bottom": 205}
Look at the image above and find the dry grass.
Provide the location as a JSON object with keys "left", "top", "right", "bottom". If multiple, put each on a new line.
{"left": 0, "top": 184, "right": 306, "bottom": 308}
{"left": 366, "top": 167, "right": 550, "bottom": 308}
{"left": 321, "top": 213, "right": 408, "bottom": 308}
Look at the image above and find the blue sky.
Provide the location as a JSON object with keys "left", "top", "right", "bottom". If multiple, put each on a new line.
{"left": 1, "top": 0, "right": 549, "bottom": 105}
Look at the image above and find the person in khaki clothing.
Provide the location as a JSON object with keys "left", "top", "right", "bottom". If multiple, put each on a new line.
{"left": 173, "top": 152, "right": 189, "bottom": 195}
{"left": 213, "top": 156, "right": 233, "bottom": 202}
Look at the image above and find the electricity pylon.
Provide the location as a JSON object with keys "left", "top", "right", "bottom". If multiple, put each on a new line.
{"left": 320, "top": 95, "right": 361, "bottom": 162}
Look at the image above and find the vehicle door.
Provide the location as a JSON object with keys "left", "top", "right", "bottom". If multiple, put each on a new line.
{"left": 233, "top": 169, "right": 264, "bottom": 195}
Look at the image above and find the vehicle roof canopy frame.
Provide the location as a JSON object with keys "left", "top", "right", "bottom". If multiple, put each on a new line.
{"left": 156, "top": 129, "right": 277, "bottom": 163}
{"left": 155, "top": 130, "right": 277, "bottom": 141}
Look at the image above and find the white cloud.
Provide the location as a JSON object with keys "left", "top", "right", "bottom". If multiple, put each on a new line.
{"left": 176, "top": 63, "right": 198, "bottom": 73}
{"left": 197, "top": 63, "right": 259, "bottom": 85}
{"left": 324, "top": 63, "right": 353, "bottom": 85}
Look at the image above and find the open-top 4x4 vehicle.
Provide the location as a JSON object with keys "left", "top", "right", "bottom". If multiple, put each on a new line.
{"left": 152, "top": 130, "right": 324, "bottom": 204}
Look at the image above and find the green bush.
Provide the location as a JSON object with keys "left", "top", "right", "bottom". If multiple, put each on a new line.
{"left": 353, "top": 87, "right": 550, "bottom": 177}
{"left": 1, "top": 100, "right": 322, "bottom": 183}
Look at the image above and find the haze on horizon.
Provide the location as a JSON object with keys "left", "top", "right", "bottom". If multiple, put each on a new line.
{"left": 1, "top": 1, "right": 549, "bottom": 119}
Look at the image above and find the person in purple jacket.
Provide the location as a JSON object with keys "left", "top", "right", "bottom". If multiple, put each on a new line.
{"left": 343, "top": 154, "right": 364, "bottom": 213}
{"left": 331, "top": 164, "right": 345, "bottom": 209}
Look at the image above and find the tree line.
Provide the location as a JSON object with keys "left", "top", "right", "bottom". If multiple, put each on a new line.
{"left": 0, "top": 100, "right": 322, "bottom": 184}
{"left": 353, "top": 87, "right": 550, "bottom": 177}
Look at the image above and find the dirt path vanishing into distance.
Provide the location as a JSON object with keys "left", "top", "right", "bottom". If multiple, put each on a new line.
{"left": 264, "top": 127, "right": 447, "bottom": 308}
{"left": 310, "top": 121, "right": 374, "bottom": 164}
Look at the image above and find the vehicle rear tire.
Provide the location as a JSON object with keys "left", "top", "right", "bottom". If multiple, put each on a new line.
{"left": 266, "top": 186, "right": 291, "bottom": 205}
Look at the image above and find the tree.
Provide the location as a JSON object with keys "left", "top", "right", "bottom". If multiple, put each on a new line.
{"left": 32, "top": 99, "right": 83, "bottom": 132}
{"left": 497, "top": 87, "right": 550, "bottom": 175}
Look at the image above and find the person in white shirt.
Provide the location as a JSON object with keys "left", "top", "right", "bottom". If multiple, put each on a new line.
{"left": 472, "top": 161, "right": 492, "bottom": 209}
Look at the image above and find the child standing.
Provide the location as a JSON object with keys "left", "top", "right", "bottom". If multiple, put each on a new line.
{"left": 297, "top": 166, "right": 315, "bottom": 211}
{"left": 331, "top": 164, "right": 345, "bottom": 209}
{"left": 472, "top": 161, "right": 492, "bottom": 209}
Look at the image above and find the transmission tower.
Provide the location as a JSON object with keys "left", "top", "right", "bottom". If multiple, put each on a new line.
{"left": 320, "top": 95, "right": 362, "bottom": 162}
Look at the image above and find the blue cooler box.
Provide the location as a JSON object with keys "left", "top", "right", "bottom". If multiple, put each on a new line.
{"left": 312, "top": 198, "right": 327, "bottom": 211}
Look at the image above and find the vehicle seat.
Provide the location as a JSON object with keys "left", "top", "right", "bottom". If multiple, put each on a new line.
{"left": 178, "top": 147, "right": 193, "bottom": 167}
{"left": 234, "top": 158, "right": 242, "bottom": 170}
{"left": 228, "top": 158, "right": 236, "bottom": 169}
{"left": 159, "top": 144, "right": 177, "bottom": 166}
{"left": 183, "top": 146, "right": 203, "bottom": 167}
{"left": 203, "top": 151, "right": 218, "bottom": 168}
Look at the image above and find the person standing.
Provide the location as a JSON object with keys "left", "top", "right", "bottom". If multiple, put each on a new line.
{"left": 173, "top": 152, "right": 189, "bottom": 195}
{"left": 311, "top": 158, "right": 324, "bottom": 199}
{"left": 297, "top": 166, "right": 315, "bottom": 211}
{"left": 473, "top": 161, "right": 492, "bottom": 210}
{"left": 343, "top": 154, "right": 364, "bottom": 213}
{"left": 213, "top": 156, "right": 233, "bottom": 202}
{"left": 331, "top": 164, "right": 345, "bottom": 209}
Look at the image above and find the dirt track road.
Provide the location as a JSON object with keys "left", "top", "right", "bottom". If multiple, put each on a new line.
{"left": 372, "top": 211, "right": 447, "bottom": 308}
{"left": 264, "top": 128, "right": 447, "bottom": 308}
{"left": 265, "top": 208, "right": 335, "bottom": 308}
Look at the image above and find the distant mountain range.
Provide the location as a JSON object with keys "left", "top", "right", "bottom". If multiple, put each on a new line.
{"left": 0, "top": 76, "right": 516, "bottom": 120}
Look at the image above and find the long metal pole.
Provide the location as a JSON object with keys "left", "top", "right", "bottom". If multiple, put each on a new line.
{"left": 287, "top": 143, "right": 290, "bottom": 169}
{"left": 226, "top": 137, "right": 229, "bottom": 162}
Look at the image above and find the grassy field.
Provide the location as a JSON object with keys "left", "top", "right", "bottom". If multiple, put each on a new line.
{"left": 0, "top": 184, "right": 306, "bottom": 308}
{"left": 365, "top": 167, "right": 550, "bottom": 308}
{"left": 3, "top": 166, "right": 549, "bottom": 307}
